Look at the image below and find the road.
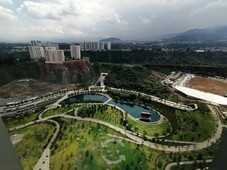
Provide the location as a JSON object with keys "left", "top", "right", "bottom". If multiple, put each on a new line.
{"left": 165, "top": 159, "right": 212, "bottom": 170}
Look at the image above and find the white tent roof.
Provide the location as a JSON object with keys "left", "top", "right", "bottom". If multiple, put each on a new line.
{"left": 175, "top": 86, "right": 227, "bottom": 106}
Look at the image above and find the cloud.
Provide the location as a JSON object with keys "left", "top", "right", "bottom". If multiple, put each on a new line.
{"left": 16, "top": 0, "right": 127, "bottom": 40}
{"left": 142, "top": 18, "right": 151, "bottom": 25}
{"left": 0, "top": 5, "right": 17, "bottom": 20}
{"left": 1, "top": 0, "right": 227, "bottom": 41}
{"left": 0, "top": 0, "right": 13, "bottom": 5}
{"left": 18, "top": 1, "right": 65, "bottom": 20}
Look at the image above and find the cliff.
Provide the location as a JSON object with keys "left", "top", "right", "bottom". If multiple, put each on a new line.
{"left": 0, "top": 60, "right": 92, "bottom": 86}
{"left": 45, "top": 60, "right": 91, "bottom": 84}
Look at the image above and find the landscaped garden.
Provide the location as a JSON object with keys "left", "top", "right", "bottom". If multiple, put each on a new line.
{"left": 10, "top": 123, "right": 55, "bottom": 170}
{"left": 107, "top": 90, "right": 216, "bottom": 142}
{"left": 50, "top": 118, "right": 161, "bottom": 170}
{"left": 77, "top": 104, "right": 170, "bottom": 137}
{"left": 171, "top": 104, "right": 215, "bottom": 142}
{"left": 42, "top": 105, "right": 76, "bottom": 118}
{"left": 3, "top": 113, "right": 38, "bottom": 129}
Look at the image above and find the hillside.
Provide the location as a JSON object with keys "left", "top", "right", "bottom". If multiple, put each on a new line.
{"left": 99, "top": 37, "right": 123, "bottom": 43}
{"left": 166, "top": 26, "right": 227, "bottom": 41}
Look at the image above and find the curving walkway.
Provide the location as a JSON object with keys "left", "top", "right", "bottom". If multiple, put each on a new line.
{"left": 33, "top": 119, "right": 60, "bottom": 170}
{"left": 10, "top": 104, "right": 222, "bottom": 154}
{"left": 8, "top": 100, "right": 222, "bottom": 170}
{"left": 165, "top": 159, "right": 212, "bottom": 170}
{"left": 108, "top": 87, "right": 196, "bottom": 111}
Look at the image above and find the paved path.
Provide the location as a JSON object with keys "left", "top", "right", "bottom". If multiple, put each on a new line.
{"left": 165, "top": 159, "right": 212, "bottom": 170}
{"left": 60, "top": 110, "right": 221, "bottom": 152}
{"left": 33, "top": 148, "right": 50, "bottom": 170}
{"left": 108, "top": 87, "right": 196, "bottom": 111}
{"left": 33, "top": 119, "right": 60, "bottom": 170}
{"left": 8, "top": 103, "right": 222, "bottom": 170}
{"left": 10, "top": 104, "right": 222, "bottom": 153}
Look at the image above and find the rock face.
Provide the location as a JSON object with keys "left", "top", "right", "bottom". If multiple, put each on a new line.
{"left": 45, "top": 60, "right": 91, "bottom": 84}
{"left": 0, "top": 60, "right": 92, "bottom": 86}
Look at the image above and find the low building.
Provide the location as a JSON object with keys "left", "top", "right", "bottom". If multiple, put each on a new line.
{"left": 140, "top": 112, "right": 151, "bottom": 122}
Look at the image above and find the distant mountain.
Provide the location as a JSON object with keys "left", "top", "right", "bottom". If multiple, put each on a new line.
{"left": 99, "top": 37, "right": 123, "bottom": 43}
{"left": 165, "top": 26, "right": 227, "bottom": 41}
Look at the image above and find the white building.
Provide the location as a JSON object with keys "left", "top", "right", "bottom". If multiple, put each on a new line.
{"left": 45, "top": 49, "right": 65, "bottom": 63}
{"left": 31, "top": 40, "right": 42, "bottom": 46}
{"left": 45, "top": 46, "right": 57, "bottom": 51}
{"left": 80, "top": 42, "right": 107, "bottom": 51}
{"left": 45, "top": 43, "right": 59, "bottom": 50}
{"left": 107, "top": 42, "right": 111, "bottom": 50}
{"left": 70, "top": 45, "right": 81, "bottom": 59}
{"left": 28, "top": 46, "right": 45, "bottom": 60}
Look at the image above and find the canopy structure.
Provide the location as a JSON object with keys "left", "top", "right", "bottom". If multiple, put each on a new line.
{"left": 175, "top": 86, "right": 227, "bottom": 106}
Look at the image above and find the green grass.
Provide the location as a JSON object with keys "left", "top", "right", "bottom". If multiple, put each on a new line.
{"left": 42, "top": 106, "right": 75, "bottom": 118}
{"left": 3, "top": 113, "right": 38, "bottom": 129}
{"left": 171, "top": 107, "right": 215, "bottom": 142}
{"left": 77, "top": 104, "right": 170, "bottom": 137}
{"left": 156, "top": 143, "right": 218, "bottom": 170}
{"left": 127, "top": 117, "right": 170, "bottom": 137}
{"left": 92, "top": 105, "right": 124, "bottom": 127}
{"left": 107, "top": 89, "right": 216, "bottom": 142}
{"left": 10, "top": 123, "right": 55, "bottom": 170}
{"left": 50, "top": 118, "right": 160, "bottom": 170}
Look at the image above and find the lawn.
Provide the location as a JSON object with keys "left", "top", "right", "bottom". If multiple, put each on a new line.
{"left": 107, "top": 89, "right": 216, "bottom": 142}
{"left": 77, "top": 104, "right": 124, "bottom": 127}
{"left": 10, "top": 123, "right": 55, "bottom": 170}
{"left": 3, "top": 113, "right": 38, "bottom": 129}
{"left": 171, "top": 104, "right": 215, "bottom": 142}
{"left": 42, "top": 106, "right": 75, "bottom": 118}
{"left": 156, "top": 143, "right": 218, "bottom": 170}
{"left": 127, "top": 118, "right": 170, "bottom": 137}
{"left": 50, "top": 118, "right": 160, "bottom": 170}
{"left": 77, "top": 104, "right": 170, "bottom": 137}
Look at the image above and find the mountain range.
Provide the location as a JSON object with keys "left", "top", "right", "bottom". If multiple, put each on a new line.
{"left": 99, "top": 37, "right": 123, "bottom": 43}
{"left": 162, "top": 26, "right": 227, "bottom": 41}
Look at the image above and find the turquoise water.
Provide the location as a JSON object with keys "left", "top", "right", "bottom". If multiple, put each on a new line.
{"left": 108, "top": 100, "right": 160, "bottom": 122}
{"left": 62, "top": 94, "right": 160, "bottom": 122}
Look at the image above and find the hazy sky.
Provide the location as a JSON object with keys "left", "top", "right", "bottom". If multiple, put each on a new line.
{"left": 0, "top": 0, "right": 227, "bottom": 42}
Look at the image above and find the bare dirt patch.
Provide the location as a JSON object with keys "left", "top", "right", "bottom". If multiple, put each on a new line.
{"left": 0, "top": 79, "right": 75, "bottom": 99}
{"left": 186, "top": 76, "right": 227, "bottom": 96}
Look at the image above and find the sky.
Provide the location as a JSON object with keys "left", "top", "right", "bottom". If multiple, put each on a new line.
{"left": 0, "top": 0, "right": 227, "bottom": 42}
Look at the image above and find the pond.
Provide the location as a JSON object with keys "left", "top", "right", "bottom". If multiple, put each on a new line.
{"left": 62, "top": 94, "right": 108, "bottom": 103}
{"left": 108, "top": 100, "right": 160, "bottom": 122}
{"left": 62, "top": 94, "right": 160, "bottom": 122}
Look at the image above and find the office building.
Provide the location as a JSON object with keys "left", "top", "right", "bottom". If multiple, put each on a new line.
{"left": 70, "top": 45, "right": 81, "bottom": 59}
